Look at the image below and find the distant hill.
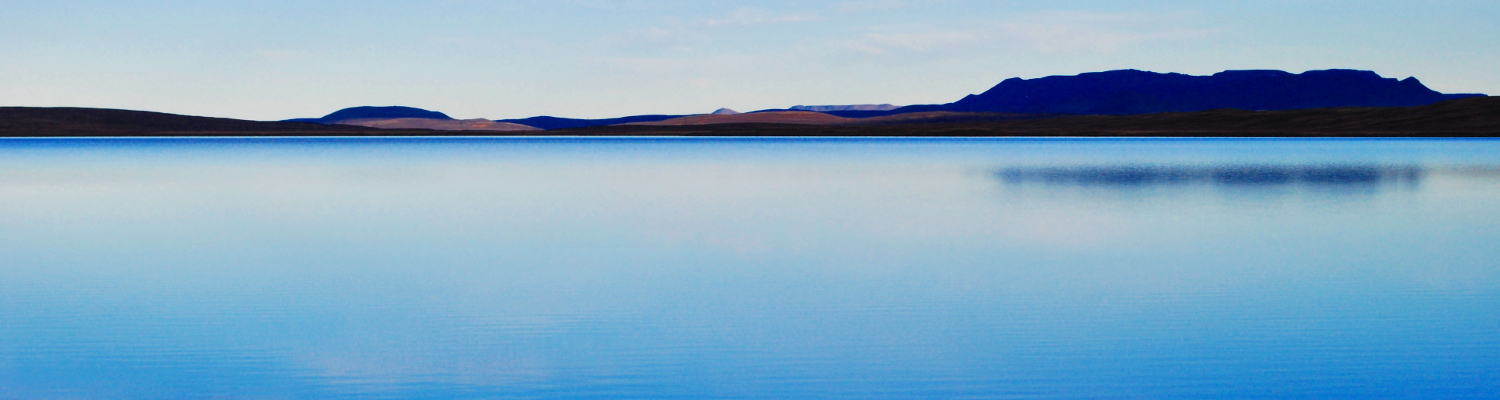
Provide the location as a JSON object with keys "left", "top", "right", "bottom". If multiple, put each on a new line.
{"left": 289, "top": 106, "right": 453, "bottom": 124}
{"left": 283, "top": 106, "right": 543, "bottom": 131}
{"left": 895, "top": 69, "right": 1485, "bottom": 115}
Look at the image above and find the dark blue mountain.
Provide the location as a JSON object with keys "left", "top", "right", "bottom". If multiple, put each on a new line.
{"left": 287, "top": 106, "right": 452, "bottom": 123}
{"left": 897, "top": 69, "right": 1485, "bottom": 115}
{"left": 496, "top": 115, "right": 686, "bottom": 130}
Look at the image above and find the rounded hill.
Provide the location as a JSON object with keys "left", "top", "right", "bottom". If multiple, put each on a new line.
{"left": 318, "top": 106, "right": 452, "bottom": 123}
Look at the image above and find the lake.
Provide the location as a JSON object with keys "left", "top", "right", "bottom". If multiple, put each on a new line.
{"left": 1, "top": 137, "right": 1498, "bottom": 399}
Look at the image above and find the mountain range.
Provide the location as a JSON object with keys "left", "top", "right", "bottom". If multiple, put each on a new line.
{"left": 2, "top": 68, "right": 1493, "bottom": 136}
{"left": 281, "top": 69, "right": 1483, "bottom": 130}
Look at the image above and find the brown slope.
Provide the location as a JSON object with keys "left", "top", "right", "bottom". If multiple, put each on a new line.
{"left": 853, "top": 111, "right": 1063, "bottom": 124}
{"left": 337, "top": 118, "right": 539, "bottom": 131}
{"left": 625, "top": 111, "right": 852, "bottom": 126}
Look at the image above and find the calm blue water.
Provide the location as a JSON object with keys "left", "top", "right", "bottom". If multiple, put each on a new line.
{"left": 1, "top": 137, "right": 1498, "bottom": 399}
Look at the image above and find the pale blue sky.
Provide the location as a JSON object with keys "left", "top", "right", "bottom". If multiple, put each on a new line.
{"left": 2, "top": 0, "right": 1496, "bottom": 120}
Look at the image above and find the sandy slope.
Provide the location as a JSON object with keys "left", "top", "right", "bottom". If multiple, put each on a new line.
{"left": 625, "top": 111, "right": 852, "bottom": 126}
{"left": 337, "top": 118, "right": 539, "bottom": 131}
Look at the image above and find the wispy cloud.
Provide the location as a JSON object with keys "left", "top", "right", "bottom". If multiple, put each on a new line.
{"left": 602, "top": 7, "right": 819, "bottom": 50}
{"left": 833, "top": 0, "right": 940, "bottom": 13}
{"left": 600, "top": 25, "right": 707, "bottom": 52}
{"left": 584, "top": 9, "right": 1219, "bottom": 110}
{"left": 842, "top": 31, "right": 980, "bottom": 55}
{"left": 702, "top": 7, "right": 817, "bottom": 27}
{"left": 997, "top": 11, "right": 1213, "bottom": 53}
{"left": 833, "top": 11, "right": 1216, "bottom": 57}
{"left": 590, "top": 54, "right": 773, "bottom": 78}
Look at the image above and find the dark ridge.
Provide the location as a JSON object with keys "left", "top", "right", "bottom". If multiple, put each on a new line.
{"left": 855, "top": 112, "right": 1065, "bottom": 125}
{"left": 891, "top": 69, "right": 1485, "bottom": 115}
{"left": 304, "top": 106, "right": 452, "bottom": 123}
{"left": 495, "top": 115, "right": 686, "bottom": 130}
{"left": 0, "top": 107, "right": 438, "bottom": 136}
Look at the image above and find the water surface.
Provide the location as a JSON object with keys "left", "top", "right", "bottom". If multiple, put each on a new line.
{"left": 1, "top": 137, "right": 1498, "bottom": 399}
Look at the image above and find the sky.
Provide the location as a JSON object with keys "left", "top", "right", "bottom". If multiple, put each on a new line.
{"left": 2, "top": 0, "right": 1497, "bottom": 120}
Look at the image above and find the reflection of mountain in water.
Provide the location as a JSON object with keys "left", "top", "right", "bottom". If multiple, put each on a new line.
{"left": 997, "top": 165, "right": 1423, "bottom": 189}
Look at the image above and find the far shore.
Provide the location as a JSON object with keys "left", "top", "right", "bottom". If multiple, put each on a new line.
{"left": 3, "top": 97, "right": 1497, "bottom": 138}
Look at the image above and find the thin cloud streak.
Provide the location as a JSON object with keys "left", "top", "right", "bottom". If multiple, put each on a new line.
{"left": 601, "top": 7, "right": 818, "bottom": 50}
{"left": 702, "top": 8, "right": 817, "bottom": 27}
{"left": 833, "top": 0, "right": 943, "bottom": 13}
{"left": 833, "top": 12, "right": 1217, "bottom": 57}
{"left": 577, "top": 11, "right": 1218, "bottom": 114}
